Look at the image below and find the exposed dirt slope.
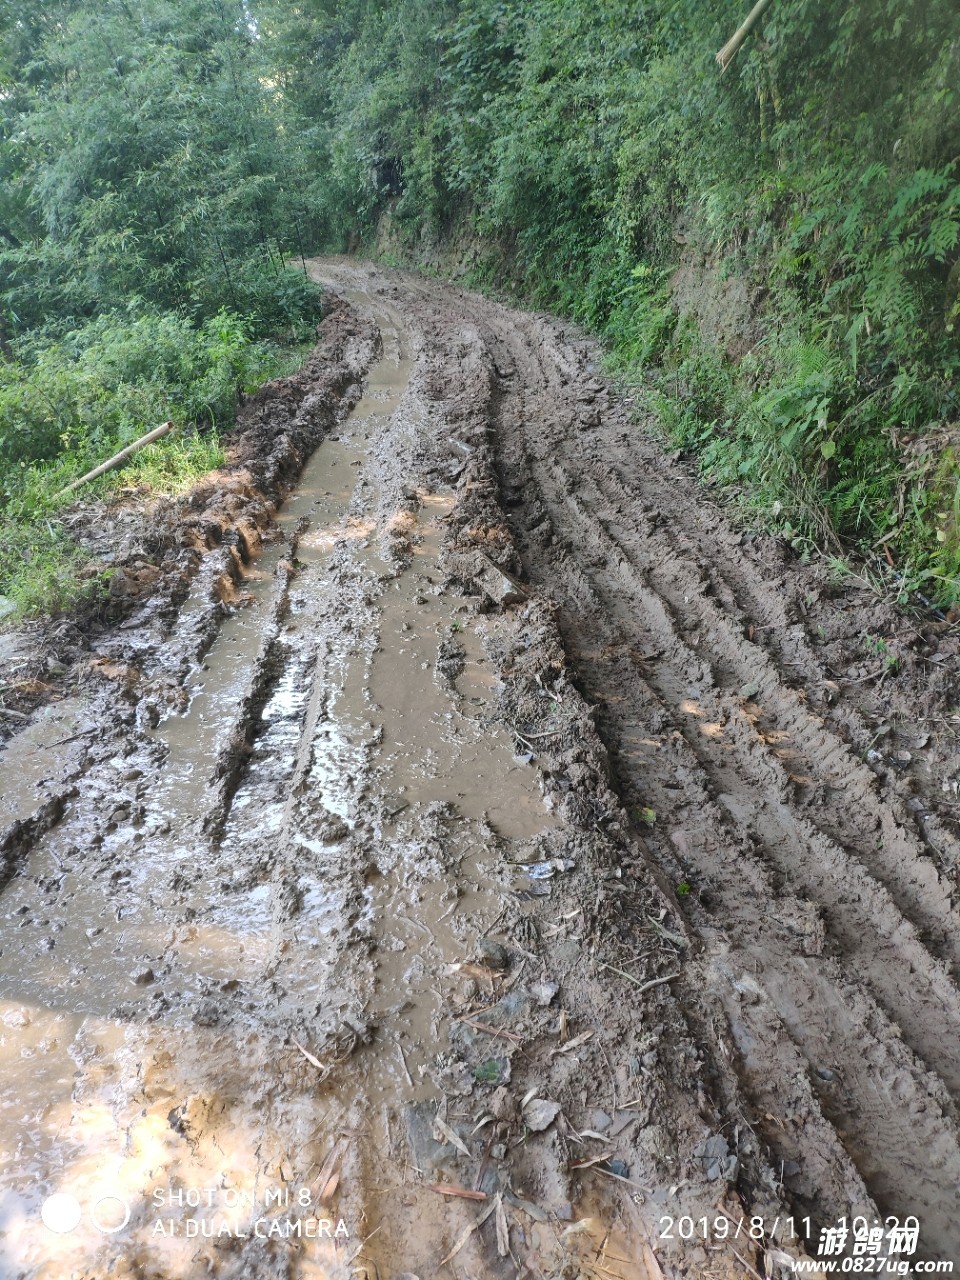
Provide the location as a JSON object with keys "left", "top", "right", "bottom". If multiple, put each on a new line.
{"left": 0, "top": 261, "right": 957, "bottom": 1280}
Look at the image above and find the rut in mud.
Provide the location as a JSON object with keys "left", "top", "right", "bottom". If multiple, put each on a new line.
{"left": 0, "top": 260, "right": 959, "bottom": 1280}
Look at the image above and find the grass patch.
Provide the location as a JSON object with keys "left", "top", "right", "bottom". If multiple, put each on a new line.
{"left": 0, "top": 314, "right": 312, "bottom": 620}
{"left": 598, "top": 266, "right": 960, "bottom": 609}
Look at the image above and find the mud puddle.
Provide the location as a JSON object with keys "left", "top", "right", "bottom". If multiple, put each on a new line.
{"left": 0, "top": 276, "right": 556, "bottom": 1279}
{"left": 4, "top": 257, "right": 951, "bottom": 1278}
{"left": 0, "top": 699, "right": 90, "bottom": 831}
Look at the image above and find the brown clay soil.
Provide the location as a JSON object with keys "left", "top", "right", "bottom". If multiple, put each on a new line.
{"left": 0, "top": 259, "right": 959, "bottom": 1280}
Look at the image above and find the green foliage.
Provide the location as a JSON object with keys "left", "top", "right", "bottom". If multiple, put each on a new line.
{"left": 0, "top": 0, "right": 328, "bottom": 332}
{"left": 0, "top": 307, "right": 304, "bottom": 616}
{"left": 1, "top": 310, "right": 267, "bottom": 475}
{"left": 0, "top": 0, "right": 331, "bottom": 619}
{"left": 282, "top": 0, "right": 959, "bottom": 601}
{"left": 0, "top": 518, "right": 102, "bottom": 620}
{"left": 3, "top": 0, "right": 960, "bottom": 612}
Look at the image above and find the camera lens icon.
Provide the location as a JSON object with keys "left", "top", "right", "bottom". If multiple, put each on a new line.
{"left": 91, "top": 1194, "right": 131, "bottom": 1233}
{"left": 41, "top": 1191, "right": 131, "bottom": 1234}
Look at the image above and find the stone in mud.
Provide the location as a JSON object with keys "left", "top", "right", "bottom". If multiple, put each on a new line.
{"left": 474, "top": 553, "right": 528, "bottom": 608}
{"left": 523, "top": 1097, "right": 561, "bottom": 1132}
{"left": 530, "top": 978, "right": 559, "bottom": 1007}
{"left": 694, "top": 1133, "right": 738, "bottom": 1181}
{"left": 489, "top": 1085, "right": 518, "bottom": 1125}
{"left": 131, "top": 966, "right": 154, "bottom": 986}
{"left": 609, "top": 1110, "right": 642, "bottom": 1138}
{"left": 478, "top": 937, "right": 510, "bottom": 971}
{"left": 404, "top": 1101, "right": 459, "bottom": 1174}
{"left": 485, "top": 989, "right": 533, "bottom": 1029}
{"left": 589, "top": 1108, "right": 613, "bottom": 1133}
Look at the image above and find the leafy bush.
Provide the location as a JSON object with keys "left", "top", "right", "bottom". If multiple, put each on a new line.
{"left": 274, "top": 0, "right": 959, "bottom": 600}
{"left": 0, "top": 306, "right": 312, "bottom": 616}
{"left": 0, "top": 309, "right": 284, "bottom": 477}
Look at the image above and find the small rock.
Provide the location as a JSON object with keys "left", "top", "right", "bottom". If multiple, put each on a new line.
{"left": 589, "top": 1108, "right": 612, "bottom": 1133}
{"left": 132, "top": 967, "right": 154, "bottom": 986}
{"left": 477, "top": 938, "right": 510, "bottom": 972}
{"left": 816, "top": 1067, "right": 836, "bottom": 1082}
{"left": 530, "top": 979, "right": 559, "bottom": 1007}
{"left": 695, "top": 1134, "right": 738, "bottom": 1181}
{"left": 488, "top": 1087, "right": 518, "bottom": 1125}
{"left": 523, "top": 1098, "right": 561, "bottom": 1132}
{"left": 609, "top": 1110, "right": 641, "bottom": 1137}
{"left": 606, "top": 1158, "right": 631, "bottom": 1179}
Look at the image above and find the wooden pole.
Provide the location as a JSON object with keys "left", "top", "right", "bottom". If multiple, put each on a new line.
{"left": 56, "top": 420, "right": 176, "bottom": 498}
{"left": 716, "top": 0, "right": 776, "bottom": 73}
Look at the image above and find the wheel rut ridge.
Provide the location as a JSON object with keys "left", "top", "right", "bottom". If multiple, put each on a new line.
{"left": 463, "top": 301, "right": 960, "bottom": 1261}
{"left": 201, "top": 560, "right": 296, "bottom": 843}
{"left": 539, "top": 460, "right": 960, "bottom": 1097}
{"left": 601, "top": 432, "right": 960, "bottom": 873}
{"left": 583, "top": 459, "right": 960, "bottom": 942}
{"left": 476, "top": 319, "right": 878, "bottom": 1238}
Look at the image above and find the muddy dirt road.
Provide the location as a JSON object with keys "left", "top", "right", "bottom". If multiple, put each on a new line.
{"left": 1, "top": 260, "right": 959, "bottom": 1279}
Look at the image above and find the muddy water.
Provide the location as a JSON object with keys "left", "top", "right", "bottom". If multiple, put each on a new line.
{"left": 0, "top": 699, "right": 89, "bottom": 830}
{"left": 11, "top": 258, "right": 953, "bottom": 1277}
{"left": 0, "top": 289, "right": 553, "bottom": 1277}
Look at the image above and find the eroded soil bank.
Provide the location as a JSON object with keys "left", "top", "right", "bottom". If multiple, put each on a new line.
{"left": 0, "top": 261, "right": 958, "bottom": 1279}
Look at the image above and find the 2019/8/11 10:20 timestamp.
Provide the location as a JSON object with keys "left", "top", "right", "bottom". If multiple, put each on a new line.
{"left": 657, "top": 1213, "right": 924, "bottom": 1256}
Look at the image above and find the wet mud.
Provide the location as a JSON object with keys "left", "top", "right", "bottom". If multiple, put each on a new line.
{"left": 0, "top": 260, "right": 958, "bottom": 1278}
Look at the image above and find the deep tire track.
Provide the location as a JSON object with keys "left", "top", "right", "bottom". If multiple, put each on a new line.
{"left": 455, "top": 302, "right": 960, "bottom": 1261}
{"left": 3, "top": 262, "right": 958, "bottom": 1275}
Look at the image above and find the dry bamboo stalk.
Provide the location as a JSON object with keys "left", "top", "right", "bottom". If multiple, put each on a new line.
{"left": 716, "top": 0, "right": 775, "bottom": 72}
{"left": 56, "top": 420, "right": 176, "bottom": 497}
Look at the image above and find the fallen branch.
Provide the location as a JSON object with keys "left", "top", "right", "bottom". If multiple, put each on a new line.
{"left": 599, "top": 964, "right": 680, "bottom": 994}
{"left": 56, "top": 421, "right": 176, "bottom": 498}
{"left": 439, "top": 1198, "right": 497, "bottom": 1265}
{"left": 716, "top": 0, "right": 775, "bottom": 72}
{"left": 456, "top": 1015, "right": 524, "bottom": 1045}
{"left": 428, "top": 1184, "right": 487, "bottom": 1202}
{"left": 511, "top": 724, "right": 566, "bottom": 741}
